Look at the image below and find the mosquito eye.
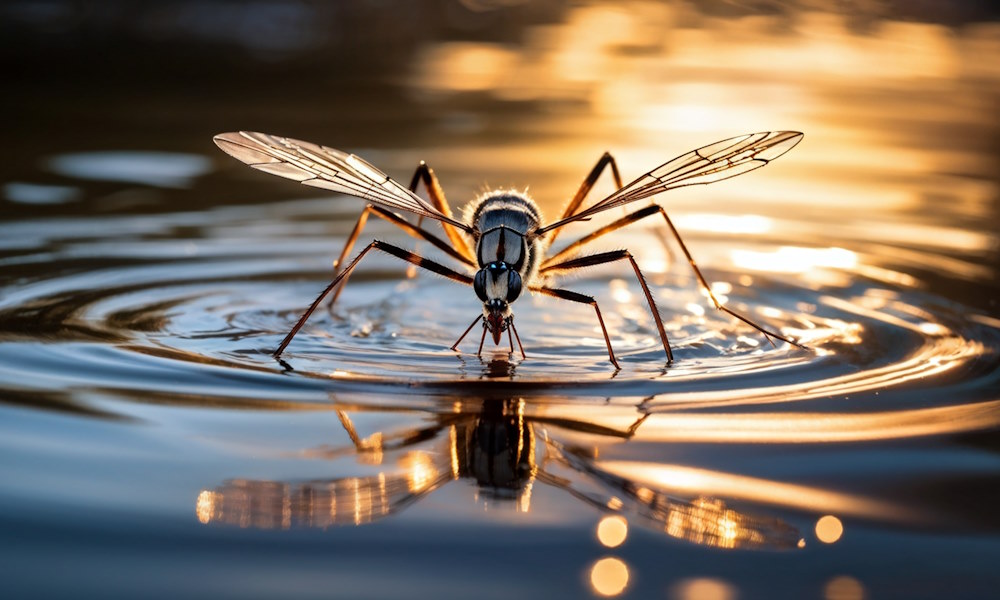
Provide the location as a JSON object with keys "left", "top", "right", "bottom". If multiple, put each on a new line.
{"left": 474, "top": 270, "right": 489, "bottom": 302}
{"left": 506, "top": 271, "right": 522, "bottom": 302}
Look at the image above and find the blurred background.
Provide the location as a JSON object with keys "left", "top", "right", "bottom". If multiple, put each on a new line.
{"left": 2, "top": 2, "right": 1000, "bottom": 599}
{"left": 4, "top": 0, "right": 998, "bottom": 304}
{"left": 3, "top": 1, "right": 998, "bottom": 220}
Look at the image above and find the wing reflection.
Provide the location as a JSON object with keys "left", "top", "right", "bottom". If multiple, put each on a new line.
{"left": 197, "top": 397, "right": 800, "bottom": 549}
{"left": 196, "top": 466, "right": 451, "bottom": 528}
{"left": 545, "top": 438, "right": 800, "bottom": 550}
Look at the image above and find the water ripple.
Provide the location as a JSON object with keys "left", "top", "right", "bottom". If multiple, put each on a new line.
{"left": 0, "top": 199, "right": 997, "bottom": 416}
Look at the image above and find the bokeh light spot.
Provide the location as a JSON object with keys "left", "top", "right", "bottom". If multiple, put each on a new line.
{"left": 589, "top": 557, "right": 629, "bottom": 597}
{"left": 596, "top": 515, "right": 628, "bottom": 548}
{"left": 816, "top": 515, "right": 844, "bottom": 544}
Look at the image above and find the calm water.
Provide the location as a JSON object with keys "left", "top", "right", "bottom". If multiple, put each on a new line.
{"left": 2, "top": 3, "right": 999, "bottom": 599}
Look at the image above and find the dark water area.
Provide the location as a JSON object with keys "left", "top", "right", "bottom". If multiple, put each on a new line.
{"left": 2, "top": 2, "right": 1000, "bottom": 599}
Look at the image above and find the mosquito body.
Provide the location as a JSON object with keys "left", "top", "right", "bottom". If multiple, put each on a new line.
{"left": 213, "top": 130, "right": 805, "bottom": 368}
{"left": 466, "top": 190, "right": 543, "bottom": 349}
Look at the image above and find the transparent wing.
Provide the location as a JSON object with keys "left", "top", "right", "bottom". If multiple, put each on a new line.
{"left": 538, "top": 131, "right": 803, "bottom": 235}
{"left": 213, "top": 131, "right": 473, "bottom": 232}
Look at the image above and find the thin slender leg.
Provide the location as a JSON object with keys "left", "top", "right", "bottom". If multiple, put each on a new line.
{"left": 450, "top": 314, "right": 483, "bottom": 350}
{"left": 329, "top": 160, "right": 474, "bottom": 309}
{"left": 530, "top": 286, "right": 621, "bottom": 369}
{"left": 510, "top": 319, "right": 526, "bottom": 359}
{"left": 477, "top": 326, "right": 487, "bottom": 356}
{"left": 549, "top": 152, "right": 624, "bottom": 245}
{"left": 543, "top": 204, "right": 802, "bottom": 349}
{"left": 407, "top": 162, "right": 475, "bottom": 261}
{"left": 542, "top": 250, "right": 673, "bottom": 363}
{"left": 544, "top": 204, "right": 662, "bottom": 267}
{"left": 274, "top": 241, "right": 474, "bottom": 359}
{"left": 336, "top": 410, "right": 366, "bottom": 450}
{"left": 327, "top": 204, "right": 474, "bottom": 308}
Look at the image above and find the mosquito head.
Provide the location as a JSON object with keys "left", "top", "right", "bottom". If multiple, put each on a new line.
{"left": 473, "top": 262, "right": 522, "bottom": 346}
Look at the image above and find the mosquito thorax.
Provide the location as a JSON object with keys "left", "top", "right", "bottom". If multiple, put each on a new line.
{"left": 467, "top": 190, "right": 545, "bottom": 283}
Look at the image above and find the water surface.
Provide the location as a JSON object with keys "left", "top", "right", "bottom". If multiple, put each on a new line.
{"left": 2, "top": 3, "right": 999, "bottom": 599}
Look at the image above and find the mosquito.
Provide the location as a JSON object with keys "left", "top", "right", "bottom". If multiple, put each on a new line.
{"left": 214, "top": 130, "right": 804, "bottom": 368}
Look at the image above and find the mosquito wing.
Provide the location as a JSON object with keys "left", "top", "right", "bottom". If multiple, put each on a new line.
{"left": 537, "top": 131, "right": 803, "bottom": 235}
{"left": 213, "top": 131, "right": 473, "bottom": 232}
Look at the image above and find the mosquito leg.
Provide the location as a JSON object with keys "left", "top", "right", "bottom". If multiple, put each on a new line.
{"left": 549, "top": 152, "right": 624, "bottom": 245}
{"left": 543, "top": 203, "right": 662, "bottom": 267}
{"left": 510, "top": 319, "right": 526, "bottom": 359}
{"left": 530, "top": 286, "right": 620, "bottom": 369}
{"left": 451, "top": 314, "right": 483, "bottom": 350}
{"left": 541, "top": 205, "right": 802, "bottom": 349}
{"left": 327, "top": 204, "right": 370, "bottom": 312}
{"left": 542, "top": 250, "right": 673, "bottom": 363}
{"left": 655, "top": 208, "right": 803, "bottom": 348}
{"left": 335, "top": 409, "right": 365, "bottom": 450}
{"left": 405, "top": 166, "right": 427, "bottom": 279}
{"left": 327, "top": 204, "right": 474, "bottom": 310}
{"left": 408, "top": 162, "right": 475, "bottom": 261}
{"left": 275, "top": 241, "right": 474, "bottom": 359}
{"left": 477, "top": 326, "right": 487, "bottom": 356}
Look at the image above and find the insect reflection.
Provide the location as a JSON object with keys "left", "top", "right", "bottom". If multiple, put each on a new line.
{"left": 196, "top": 397, "right": 800, "bottom": 550}
{"left": 214, "top": 131, "right": 804, "bottom": 367}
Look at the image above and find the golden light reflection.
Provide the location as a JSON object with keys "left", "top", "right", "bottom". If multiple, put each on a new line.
{"left": 718, "top": 516, "right": 738, "bottom": 542}
{"left": 685, "top": 302, "right": 705, "bottom": 317}
{"left": 599, "top": 462, "right": 907, "bottom": 521}
{"left": 546, "top": 397, "right": 1000, "bottom": 447}
{"left": 731, "top": 246, "right": 857, "bottom": 274}
{"left": 415, "top": 42, "right": 517, "bottom": 93}
{"left": 405, "top": 1, "right": 1000, "bottom": 259}
{"left": 918, "top": 322, "right": 949, "bottom": 336}
{"left": 658, "top": 496, "right": 793, "bottom": 549}
{"left": 589, "top": 557, "right": 630, "bottom": 597}
{"left": 824, "top": 576, "right": 866, "bottom": 600}
{"left": 196, "top": 490, "right": 216, "bottom": 524}
{"left": 449, "top": 424, "right": 460, "bottom": 479}
{"left": 537, "top": 386, "right": 1000, "bottom": 456}
{"left": 710, "top": 281, "right": 733, "bottom": 295}
{"left": 596, "top": 515, "right": 628, "bottom": 548}
{"left": 610, "top": 279, "right": 633, "bottom": 303}
{"left": 816, "top": 515, "right": 844, "bottom": 544}
{"left": 194, "top": 462, "right": 446, "bottom": 529}
{"left": 671, "top": 578, "right": 738, "bottom": 600}
{"left": 638, "top": 256, "right": 669, "bottom": 275}
{"left": 399, "top": 451, "right": 437, "bottom": 494}
{"left": 519, "top": 478, "right": 534, "bottom": 514}
{"left": 358, "top": 431, "right": 384, "bottom": 466}
{"left": 675, "top": 214, "right": 773, "bottom": 235}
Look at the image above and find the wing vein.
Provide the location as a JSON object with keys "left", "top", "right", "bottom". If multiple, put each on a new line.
{"left": 537, "top": 131, "right": 802, "bottom": 235}
{"left": 214, "top": 131, "right": 473, "bottom": 233}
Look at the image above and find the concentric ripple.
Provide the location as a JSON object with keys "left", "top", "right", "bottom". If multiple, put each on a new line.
{"left": 0, "top": 197, "right": 997, "bottom": 411}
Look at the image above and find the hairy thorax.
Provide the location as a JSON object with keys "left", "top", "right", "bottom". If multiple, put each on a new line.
{"left": 465, "top": 190, "right": 547, "bottom": 286}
